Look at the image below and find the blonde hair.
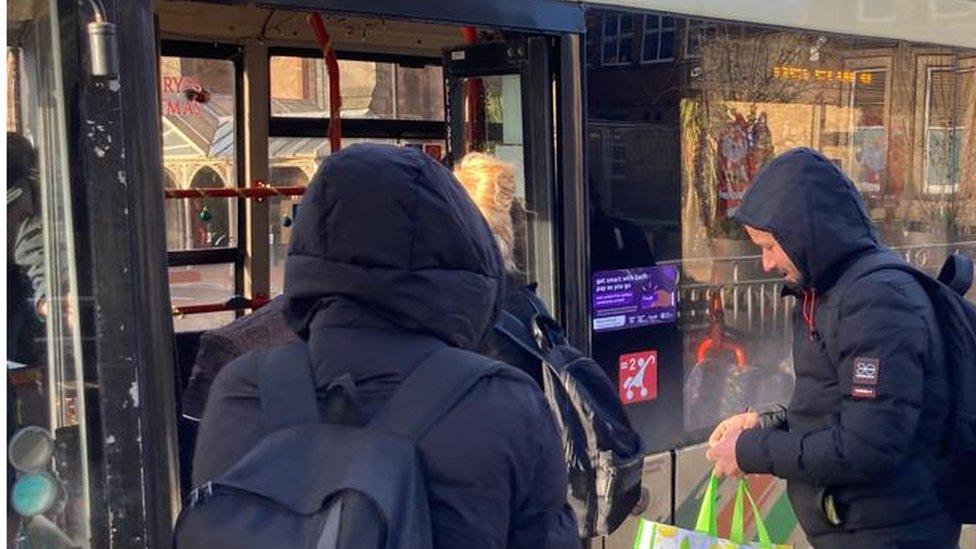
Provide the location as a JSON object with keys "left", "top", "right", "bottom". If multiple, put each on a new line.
{"left": 453, "top": 152, "right": 517, "bottom": 272}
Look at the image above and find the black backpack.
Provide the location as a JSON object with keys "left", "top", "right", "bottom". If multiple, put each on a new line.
{"left": 174, "top": 342, "right": 515, "bottom": 548}
{"left": 495, "top": 289, "right": 644, "bottom": 538}
{"left": 830, "top": 252, "right": 976, "bottom": 524}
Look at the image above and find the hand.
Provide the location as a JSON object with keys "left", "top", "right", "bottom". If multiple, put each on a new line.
{"left": 708, "top": 412, "right": 758, "bottom": 448}
{"left": 705, "top": 427, "right": 743, "bottom": 478}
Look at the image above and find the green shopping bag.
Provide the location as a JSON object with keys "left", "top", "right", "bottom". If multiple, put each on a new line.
{"left": 633, "top": 473, "right": 792, "bottom": 549}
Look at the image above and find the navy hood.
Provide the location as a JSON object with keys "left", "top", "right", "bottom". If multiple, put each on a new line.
{"left": 733, "top": 147, "right": 880, "bottom": 292}
{"left": 283, "top": 143, "right": 505, "bottom": 349}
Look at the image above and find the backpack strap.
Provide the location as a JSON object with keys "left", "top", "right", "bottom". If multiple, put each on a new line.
{"left": 258, "top": 342, "right": 321, "bottom": 433}
{"left": 495, "top": 310, "right": 545, "bottom": 362}
{"left": 824, "top": 251, "right": 964, "bottom": 355}
{"left": 367, "top": 346, "right": 510, "bottom": 442}
{"left": 938, "top": 254, "right": 974, "bottom": 297}
{"left": 493, "top": 283, "right": 553, "bottom": 362}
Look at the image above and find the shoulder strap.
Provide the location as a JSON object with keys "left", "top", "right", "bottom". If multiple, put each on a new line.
{"left": 826, "top": 252, "right": 971, "bottom": 353}
{"left": 368, "top": 347, "right": 509, "bottom": 442}
{"left": 938, "top": 254, "right": 974, "bottom": 296}
{"left": 830, "top": 251, "right": 908, "bottom": 297}
{"left": 495, "top": 310, "right": 546, "bottom": 361}
{"left": 493, "top": 283, "right": 553, "bottom": 361}
{"left": 259, "top": 342, "right": 321, "bottom": 432}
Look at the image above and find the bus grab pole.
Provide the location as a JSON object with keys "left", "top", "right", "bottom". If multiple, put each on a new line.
{"left": 308, "top": 13, "right": 342, "bottom": 153}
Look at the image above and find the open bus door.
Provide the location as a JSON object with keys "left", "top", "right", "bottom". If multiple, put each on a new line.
{"left": 443, "top": 36, "right": 561, "bottom": 315}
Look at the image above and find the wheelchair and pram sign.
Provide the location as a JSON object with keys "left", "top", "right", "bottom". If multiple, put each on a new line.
{"left": 619, "top": 350, "right": 658, "bottom": 405}
{"left": 592, "top": 266, "right": 678, "bottom": 332}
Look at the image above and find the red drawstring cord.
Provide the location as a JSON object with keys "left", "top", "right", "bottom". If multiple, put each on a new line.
{"left": 801, "top": 289, "right": 818, "bottom": 338}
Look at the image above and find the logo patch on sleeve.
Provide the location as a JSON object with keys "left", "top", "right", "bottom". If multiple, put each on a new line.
{"left": 852, "top": 386, "right": 877, "bottom": 399}
{"left": 852, "top": 357, "right": 880, "bottom": 385}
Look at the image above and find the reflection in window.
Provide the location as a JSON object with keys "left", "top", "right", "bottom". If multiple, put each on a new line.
{"left": 601, "top": 14, "right": 634, "bottom": 65}
{"left": 850, "top": 69, "right": 887, "bottom": 194}
{"left": 8, "top": 2, "right": 92, "bottom": 543}
{"left": 685, "top": 21, "right": 717, "bottom": 59}
{"left": 585, "top": 10, "right": 976, "bottom": 451}
{"left": 924, "top": 67, "right": 973, "bottom": 193}
{"left": 641, "top": 15, "right": 676, "bottom": 63}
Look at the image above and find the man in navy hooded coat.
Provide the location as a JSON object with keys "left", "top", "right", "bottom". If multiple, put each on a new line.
{"left": 706, "top": 148, "right": 960, "bottom": 547}
{"left": 192, "top": 144, "right": 579, "bottom": 548}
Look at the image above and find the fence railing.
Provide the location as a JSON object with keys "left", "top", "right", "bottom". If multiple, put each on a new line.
{"left": 664, "top": 240, "right": 976, "bottom": 335}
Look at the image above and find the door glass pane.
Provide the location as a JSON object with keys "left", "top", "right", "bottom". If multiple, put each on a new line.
{"left": 456, "top": 72, "right": 557, "bottom": 310}
{"left": 169, "top": 263, "right": 237, "bottom": 332}
{"left": 8, "top": 0, "right": 92, "bottom": 544}
{"left": 160, "top": 56, "right": 238, "bottom": 251}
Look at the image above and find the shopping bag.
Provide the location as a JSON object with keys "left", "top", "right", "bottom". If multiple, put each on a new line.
{"left": 633, "top": 472, "right": 792, "bottom": 549}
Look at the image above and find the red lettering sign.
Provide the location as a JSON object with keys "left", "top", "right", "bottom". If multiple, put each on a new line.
{"left": 618, "top": 350, "right": 658, "bottom": 405}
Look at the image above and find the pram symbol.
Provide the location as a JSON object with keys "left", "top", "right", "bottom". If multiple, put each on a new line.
{"left": 624, "top": 358, "right": 649, "bottom": 399}
{"left": 618, "top": 350, "right": 658, "bottom": 404}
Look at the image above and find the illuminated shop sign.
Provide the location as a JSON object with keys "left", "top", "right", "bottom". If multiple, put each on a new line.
{"left": 772, "top": 66, "right": 872, "bottom": 84}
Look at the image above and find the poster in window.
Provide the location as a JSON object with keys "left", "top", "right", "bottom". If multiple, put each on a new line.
{"left": 592, "top": 265, "right": 678, "bottom": 332}
{"left": 852, "top": 127, "right": 887, "bottom": 195}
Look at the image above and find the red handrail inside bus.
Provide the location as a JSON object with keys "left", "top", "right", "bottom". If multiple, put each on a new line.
{"left": 461, "top": 26, "right": 485, "bottom": 152}
{"left": 308, "top": 13, "right": 342, "bottom": 153}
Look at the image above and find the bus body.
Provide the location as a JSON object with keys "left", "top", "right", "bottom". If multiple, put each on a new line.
{"left": 6, "top": 0, "right": 975, "bottom": 546}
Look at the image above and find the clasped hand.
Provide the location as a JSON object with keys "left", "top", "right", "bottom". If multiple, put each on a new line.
{"left": 704, "top": 412, "right": 758, "bottom": 478}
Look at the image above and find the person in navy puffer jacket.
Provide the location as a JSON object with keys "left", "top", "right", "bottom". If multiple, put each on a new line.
{"left": 706, "top": 148, "right": 959, "bottom": 548}
{"left": 193, "top": 144, "right": 579, "bottom": 548}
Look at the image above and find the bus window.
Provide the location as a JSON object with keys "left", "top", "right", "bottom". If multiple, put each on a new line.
{"left": 161, "top": 48, "right": 244, "bottom": 332}
{"left": 584, "top": 8, "right": 976, "bottom": 452}
{"left": 8, "top": 2, "right": 92, "bottom": 544}
{"left": 269, "top": 56, "right": 444, "bottom": 121}
{"left": 267, "top": 53, "right": 447, "bottom": 296}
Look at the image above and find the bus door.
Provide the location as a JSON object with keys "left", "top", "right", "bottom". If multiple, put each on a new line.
{"left": 443, "top": 36, "right": 560, "bottom": 314}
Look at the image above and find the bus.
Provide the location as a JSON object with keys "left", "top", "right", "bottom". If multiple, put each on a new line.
{"left": 6, "top": 0, "right": 975, "bottom": 546}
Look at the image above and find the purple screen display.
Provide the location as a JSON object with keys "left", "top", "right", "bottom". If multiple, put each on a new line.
{"left": 592, "top": 265, "right": 678, "bottom": 332}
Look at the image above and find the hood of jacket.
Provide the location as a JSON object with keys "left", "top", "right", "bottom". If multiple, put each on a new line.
{"left": 283, "top": 143, "right": 504, "bottom": 349}
{"left": 733, "top": 147, "right": 881, "bottom": 292}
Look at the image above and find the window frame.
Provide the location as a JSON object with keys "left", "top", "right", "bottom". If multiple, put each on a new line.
{"left": 839, "top": 57, "right": 893, "bottom": 195}
{"left": 640, "top": 14, "right": 677, "bottom": 64}
{"left": 600, "top": 13, "right": 635, "bottom": 67}
{"left": 267, "top": 47, "right": 447, "bottom": 141}
{"left": 160, "top": 41, "right": 247, "bottom": 329}
{"left": 922, "top": 65, "right": 973, "bottom": 194}
{"left": 265, "top": 47, "right": 448, "bottom": 298}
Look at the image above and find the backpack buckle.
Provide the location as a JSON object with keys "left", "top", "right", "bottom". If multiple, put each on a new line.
{"left": 188, "top": 481, "right": 214, "bottom": 508}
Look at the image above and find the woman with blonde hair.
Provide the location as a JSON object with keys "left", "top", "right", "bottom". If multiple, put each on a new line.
{"left": 452, "top": 152, "right": 519, "bottom": 274}
{"left": 453, "top": 152, "right": 546, "bottom": 386}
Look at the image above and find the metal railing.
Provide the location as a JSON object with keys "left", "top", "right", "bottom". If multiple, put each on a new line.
{"left": 663, "top": 240, "right": 976, "bottom": 335}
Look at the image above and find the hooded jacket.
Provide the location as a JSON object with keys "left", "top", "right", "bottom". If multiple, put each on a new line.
{"left": 731, "top": 148, "right": 953, "bottom": 541}
{"left": 192, "top": 144, "right": 578, "bottom": 548}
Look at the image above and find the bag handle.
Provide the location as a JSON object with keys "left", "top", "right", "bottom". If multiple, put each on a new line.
{"left": 695, "top": 472, "right": 773, "bottom": 547}
{"left": 694, "top": 472, "right": 720, "bottom": 538}
{"left": 631, "top": 518, "right": 659, "bottom": 549}
{"left": 730, "top": 477, "right": 773, "bottom": 546}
